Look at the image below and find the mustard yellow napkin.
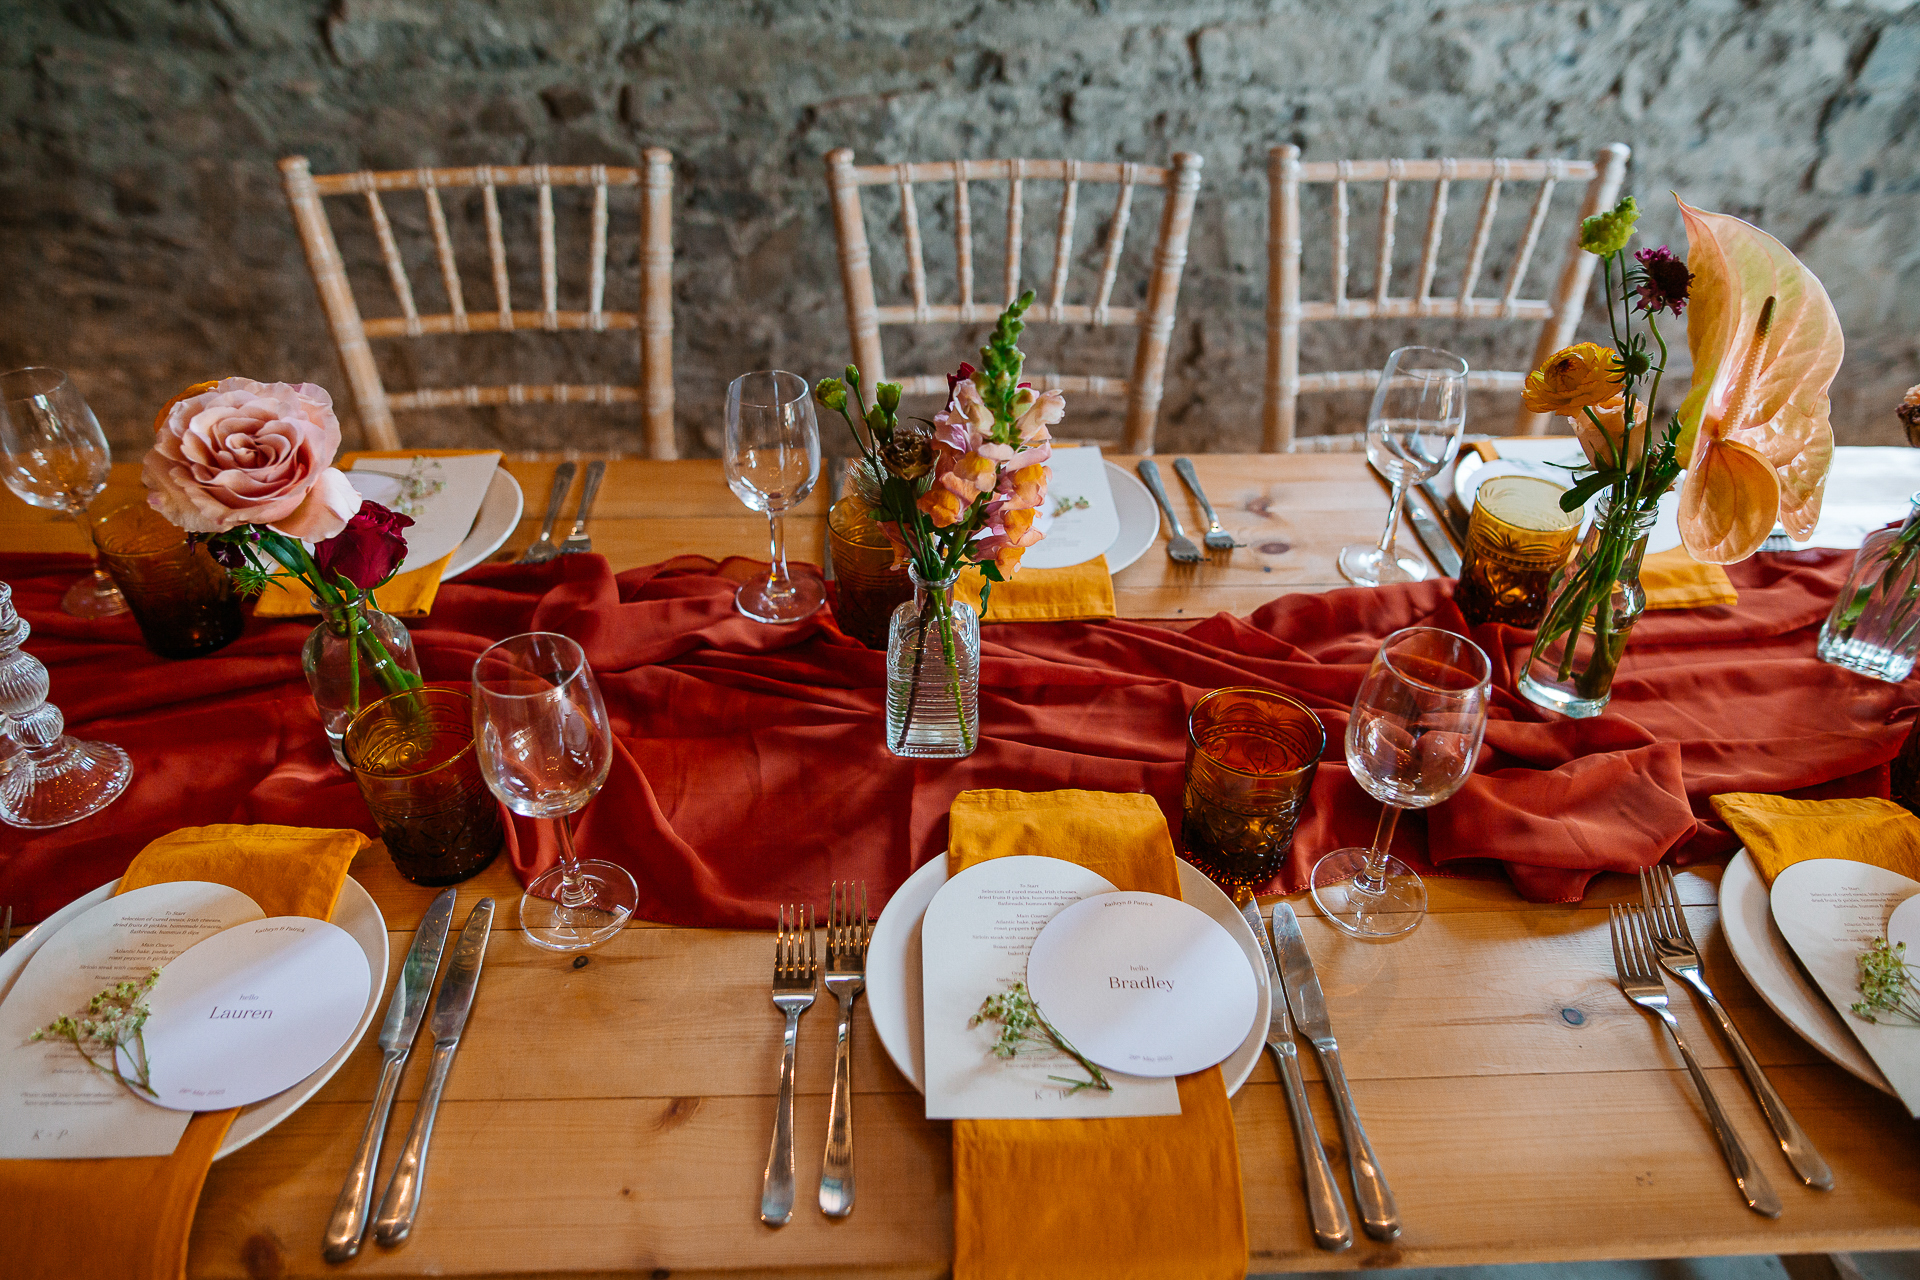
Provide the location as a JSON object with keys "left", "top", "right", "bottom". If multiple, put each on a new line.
{"left": 1469, "top": 441, "right": 1737, "bottom": 610}
{"left": 947, "top": 790, "right": 1247, "bottom": 1280}
{"left": 1713, "top": 793, "right": 1920, "bottom": 887}
{"left": 253, "top": 448, "right": 491, "bottom": 619}
{"left": 0, "top": 824, "right": 367, "bottom": 1280}
{"left": 956, "top": 557, "right": 1117, "bottom": 622}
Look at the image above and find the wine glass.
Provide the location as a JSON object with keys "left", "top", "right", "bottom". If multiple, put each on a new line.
{"left": 471, "top": 632, "right": 639, "bottom": 952}
{"left": 1337, "top": 346, "right": 1469, "bottom": 587}
{"left": 1309, "top": 626, "right": 1490, "bottom": 939}
{"left": 0, "top": 368, "right": 128, "bottom": 618}
{"left": 725, "top": 370, "right": 824, "bottom": 624}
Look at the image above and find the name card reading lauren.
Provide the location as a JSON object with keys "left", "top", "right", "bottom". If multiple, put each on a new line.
{"left": 1027, "top": 891, "right": 1258, "bottom": 1079}
{"left": 0, "top": 881, "right": 264, "bottom": 1159}
{"left": 129, "top": 917, "right": 371, "bottom": 1112}
{"left": 920, "top": 856, "right": 1180, "bottom": 1120}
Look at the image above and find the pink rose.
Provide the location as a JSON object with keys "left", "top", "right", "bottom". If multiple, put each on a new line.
{"left": 143, "top": 377, "right": 360, "bottom": 540}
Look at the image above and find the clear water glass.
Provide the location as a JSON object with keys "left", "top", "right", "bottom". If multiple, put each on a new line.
{"left": 471, "top": 632, "right": 638, "bottom": 952}
{"left": 1337, "top": 347, "right": 1469, "bottom": 588}
{"left": 0, "top": 368, "right": 127, "bottom": 618}
{"left": 725, "top": 370, "right": 824, "bottom": 624}
{"left": 1309, "top": 626, "right": 1489, "bottom": 939}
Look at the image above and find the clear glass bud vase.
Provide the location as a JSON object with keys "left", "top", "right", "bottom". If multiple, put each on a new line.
{"left": 885, "top": 565, "right": 980, "bottom": 759}
{"left": 1519, "top": 494, "right": 1657, "bottom": 719}
{"left": 1818, "top": 492, "right": 1920, "bottom": 682}
{"left": 302, "top": 594, "right": 422, "bottom": 768}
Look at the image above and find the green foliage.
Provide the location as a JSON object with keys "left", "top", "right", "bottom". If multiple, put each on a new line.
{"left": 970, "top": 980, "right": 1112, "bottom": 1094}
{"left": 1850, "top": 939, "right": 1919, "bottom": 1026}
{"left": 30, "top": 969, "right": 161, "bottom": 1098}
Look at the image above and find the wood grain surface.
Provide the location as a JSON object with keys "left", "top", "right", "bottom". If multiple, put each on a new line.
{"left": 4, "top": 456, "right": 1913, "bottom": 1277}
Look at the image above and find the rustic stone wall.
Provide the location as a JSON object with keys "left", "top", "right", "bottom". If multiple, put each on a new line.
{"left": 2, "top": 0, "right": 1915, "bottom": 459}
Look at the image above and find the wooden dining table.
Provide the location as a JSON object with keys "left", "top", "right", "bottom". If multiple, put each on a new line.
{"left": 4, "top": 453, "right": 1918, "bottom": 1278}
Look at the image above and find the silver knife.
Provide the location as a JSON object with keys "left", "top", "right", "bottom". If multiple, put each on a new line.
{"left": 1419, "top": 477, "right": 1468, "bottom": 546}
{"left": 373, "top": 897, "right": 494, "bottom": 1248}
{"left": 1272, "top": 903, "right": 1400, "bottom": 1242}
{"left": 1239, "top": 898, "right": 1351, "bottom": 1251}
{"left": 322, "top": 888, "right": 457, "bottom": 1263}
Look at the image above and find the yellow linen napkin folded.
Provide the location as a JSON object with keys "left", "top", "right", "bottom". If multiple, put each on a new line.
{"left": 1713, "top": 793, "right": 1920, "bottom": 886}
{"left": 947, "top": 789, "right": 1247, "bottom": 1280}
{"left": 0, "top": 824, "right": 367, "bottom": 1280}
{"left": 956, "top": 557, "right": 1117, "bottom": 622}
{"left": 253, "top": 448, "right": 494, "bottom": 619}
{"left": 1468, "top": 441, "right": 1737, "bottom": 610}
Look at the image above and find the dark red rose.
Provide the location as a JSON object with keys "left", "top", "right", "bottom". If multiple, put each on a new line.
{"left": 946, "top": 361, "right": 977, "bottom": 400}
{"left": 312, "top": 500, "right": 413, "bottom": 590}
{"left": 1632, "top": 246, "right": 1693, "bottom": 317}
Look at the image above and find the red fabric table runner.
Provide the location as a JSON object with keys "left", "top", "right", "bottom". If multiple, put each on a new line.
{"left": 1, "top": 549, "right": 1912, "bottom": 928}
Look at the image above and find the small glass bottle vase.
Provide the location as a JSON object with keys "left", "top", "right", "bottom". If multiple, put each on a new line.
{"left": 885, "top": 566, "right": 981, "bottom": 759}
{"left": 1519, "top": 495, "right": 1657, "bottom": 719}
{"left": 1817, "top": 492, "right": 1920, "bottom": 683}
{"left": 303, "top": 594, "right": 422, "bottom": 768}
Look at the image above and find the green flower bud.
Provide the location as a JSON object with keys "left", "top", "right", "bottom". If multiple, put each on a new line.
{"left": 1619, "top": 348, "right": 1652, "bottom": 379}
{"left": 864, "top": 403, "right": 889, "bottom": 433}
{"left": 813, "top": 377, "right": 847, "bottom": 413}
{"left": 1580, "top": 195, "right": 1640, "bottom": 256}
{"left": 875, "top": 382, "right": 901, "bottom": 413}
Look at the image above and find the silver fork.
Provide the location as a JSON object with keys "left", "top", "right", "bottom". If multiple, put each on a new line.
{"left": 559, "top": 460, "right": 607, "bottom": 555}
{"left": 1136, "top": 459, "right": 1202, "bottom": 564}
{"left": 1609, "top": 904, "right": 1781, "bottom": 1218}
{"left": 819, "top": 881, "right": 869, "bottom": 1218}
{"left": 1639, "top": 865, "right": 1833, "bottom": 1189}
{"left": 1173, "top": 457, "right": 1241, "bottom": 553}
{"left": 760, "top": 903, "right": 816, "bottom": 1227}
{"left": 516, "top": 461, "right": 576, "bottom": 564}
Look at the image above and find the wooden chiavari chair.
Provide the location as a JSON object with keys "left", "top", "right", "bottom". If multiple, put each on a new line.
{"left": 1264, "top": 143, "right": 1630, "bottom": 451}
{"left": 278, "top": 151, "right": 677, "bottom": 457}
{"left": 825, "top": 149, "right": 1204, "bottom": 455}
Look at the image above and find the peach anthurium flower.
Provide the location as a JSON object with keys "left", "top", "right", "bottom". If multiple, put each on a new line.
{"left": 1674, "top": 199, "right": 1843, "bottom": 563}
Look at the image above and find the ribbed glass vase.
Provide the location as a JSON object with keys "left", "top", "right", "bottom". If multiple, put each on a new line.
{"left": 884, "top": 565, "right": 980, "bottom": 759}
{"left": 1519, "top": 494, "right": 1657, "bottom": 719}
{"left": 1817, "top": 492, "right": 1920, "bottom": 683}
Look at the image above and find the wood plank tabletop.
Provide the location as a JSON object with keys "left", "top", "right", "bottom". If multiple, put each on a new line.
{"left": 4, "top": 455, "right": 1915, "bottom": 1277}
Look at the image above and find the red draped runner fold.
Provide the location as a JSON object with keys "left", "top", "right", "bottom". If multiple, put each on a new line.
{"left": 0, "top": 549, "right": 1912, "bottom": 928}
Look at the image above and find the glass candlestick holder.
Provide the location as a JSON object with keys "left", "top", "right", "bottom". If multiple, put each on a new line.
{"left": 0, "top": 581, "right": 132, "bottom": 827}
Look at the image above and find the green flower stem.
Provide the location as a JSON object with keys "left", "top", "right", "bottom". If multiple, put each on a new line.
{"left": 258, "top": 532, "right": 421, "bottom": 703}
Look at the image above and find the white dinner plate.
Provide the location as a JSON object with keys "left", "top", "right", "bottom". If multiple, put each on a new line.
{"left": 444, "top": 468, "right": 525, "bottom": 579}
{"left": 1718, "top": 849, "right": 1893, "bottom": 1095}
{"left": 866, "top": 854, "right": 1270, "bottom": 1097}
{"left": 1102, "top": 461, "right": 1159, "bottom": 574}
{"left": 0, "top": 877, "right": 391, "bottom": 1157}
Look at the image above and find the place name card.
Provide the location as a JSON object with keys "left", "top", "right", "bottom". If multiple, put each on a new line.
{"left": 0, "top": 882, "right": 264, "bottom": 1159}
{"left": 1027, "top": 891, "right": 1258, "bottom": 1079}
{"left": 131, "top": 917, "right": 371, "bottom": 1112}
{"left": 920, "top": 855, "right": 1180, "bottom": 1120}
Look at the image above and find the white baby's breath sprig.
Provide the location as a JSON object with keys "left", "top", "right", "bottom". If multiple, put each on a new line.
{"left": 29, "top": 969, "right": 162, "bottom": 1098}
{"left": 969, "top": 980, "right": 1112, "bottom": 1094}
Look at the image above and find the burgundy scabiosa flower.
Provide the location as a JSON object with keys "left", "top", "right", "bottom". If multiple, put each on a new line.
{"left": 1633, "top": 246, "right": 1693, "bottom": 316}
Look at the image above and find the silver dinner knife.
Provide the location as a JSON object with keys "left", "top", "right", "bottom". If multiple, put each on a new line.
{"left": 1240, "top": 899, "right": 1351, "bottom": 1251}
{"left": 1272, "top": 903, "right": 1400, "bottom": 1242}
{"left": 1407, "top": 497, "right": 1462, "bottom": 577}
{"left": 372, "top": 897, "right": 494, "bottom": 1248}
{"left": 322, "top": 888, "right": 457, "bottom": 1263}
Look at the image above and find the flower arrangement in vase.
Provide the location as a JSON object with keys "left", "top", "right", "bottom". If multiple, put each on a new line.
{"left": 141, "top": 377, "right": 423, "bottom": 761}
{"left": 1517, "top": 196, "right": 1844, "bottom": 717}
{"left": 814, "top": 294, "right": 1057, "bottom": 757}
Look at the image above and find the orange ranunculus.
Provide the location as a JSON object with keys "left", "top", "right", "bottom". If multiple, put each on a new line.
{"left": 1522, "top": 343, "right": 1623, "bottom": 416}
{"left": 917, "top": 485, "right": 968, "bottom": 528}
{"left": 1673, "top": 199, "right": 1842, "bottom": 563}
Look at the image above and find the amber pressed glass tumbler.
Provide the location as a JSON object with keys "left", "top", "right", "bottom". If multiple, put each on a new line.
{"left": 828, "top": 494, "right": 913, "bottom": 649}
{"left": 345, "top": 684, "right": 503, "bottom": 886}
{"left": 1181, "top": 687, "right": 1326, "bottom": 896}
{"left": 1455, "top": 475, "right": 1581, "bottom": 628}
{"left": 92, "top": 501, "right": 243, "bottom": 658}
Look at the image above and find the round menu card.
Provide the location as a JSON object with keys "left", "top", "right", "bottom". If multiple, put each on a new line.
{"left": 123, "top": 916, "right": 372, "bottom": 1111}
{"left": 1026, "top": 891, "right": 1258, "bottom": 1078}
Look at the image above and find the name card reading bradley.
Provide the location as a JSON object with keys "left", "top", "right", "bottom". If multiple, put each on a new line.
{"left": 1026, "top": 892, "right": 1258, "bottom": 1079}
{"left": 128, "top": 917, "right": 371, "bottom": 1112}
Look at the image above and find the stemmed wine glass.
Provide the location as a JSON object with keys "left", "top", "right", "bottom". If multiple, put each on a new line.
{"left": 725, "top": 370, "right": 824, "bottom": 624}
{"left": 1309, "top": 626, "right": 1490, "bottom": 939}
{"left": 471, "top": 632, "right": 639, "bottom": 952}
{"left": 1337, "top": 346, "right": 1469, "bottom": 587}
{"left": 0, "top": 368, "right": 128, "bottom": 618}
